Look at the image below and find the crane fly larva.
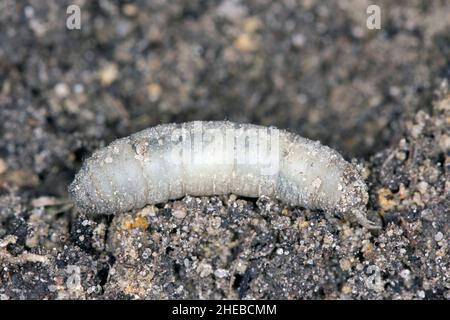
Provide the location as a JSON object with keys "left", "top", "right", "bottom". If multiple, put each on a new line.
{"left": 69, "top": 121, "right": 379, "bottom": 229}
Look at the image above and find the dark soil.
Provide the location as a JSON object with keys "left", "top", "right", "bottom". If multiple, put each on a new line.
{"left": 0, "top": 0, "right": 449, "bottom": 299}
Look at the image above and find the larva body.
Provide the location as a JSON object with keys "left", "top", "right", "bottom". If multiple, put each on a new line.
{"left": 69, "top": 121, "right": 378, "bottom": 228}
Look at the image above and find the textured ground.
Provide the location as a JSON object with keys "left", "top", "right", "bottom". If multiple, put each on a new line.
{"left": 0, "top": 0, "right": 449, "bottom": 299}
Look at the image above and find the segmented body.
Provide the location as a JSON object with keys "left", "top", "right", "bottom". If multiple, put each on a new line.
{"left": 69, "top": 121, "right": 378, "bottom": 228}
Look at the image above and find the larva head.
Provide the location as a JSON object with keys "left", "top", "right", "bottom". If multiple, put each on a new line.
{"left": 68, "top": 165, "right": 96, "bottom": 214}
{"left": 69, "top": 138, "right": 151, "bottom": 215}
{"left": 68, "top": 158, "right": 116, "bottom": 215}
{"left": 68, "top": 144, "right": 120, "bottom": 215}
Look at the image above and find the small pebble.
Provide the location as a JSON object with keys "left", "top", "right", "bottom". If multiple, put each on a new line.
{"left": 73, "top": 83, "right": 84, "bottom": 94}
{"left": 48, "top": 285, "right": 57, "bottom": 293}
{"left": 214, "top": 269, "right": 229, "bottom": 278}
{"left": 291, "top": 33, "right": 306, "bottom": 48}
{"left": 216, "top": 0, "right": 247, "bottom": 21}
{"left": 234, "top": 33, "right": 258, "bottom": 52}
{"left": 434, "top": 232, "right": 443, "bottom": 242}
{"left": 172, "top": 208, "right": 187, "bottom": 219}
{"left": 122, "top": 4, "right": 138, "bottom": 16}
{"left": 54, "top": 83, "right": 70, "bottom": 98}
{"left": 339, "top": 258, "right": 352, "bottom": 271}
{"left": 99, "top": 64, "right": 119, "bottom": 86}
{"left": 147, "top": 83, "right": 162, "bottom": 101}
{"left": 24, "top": 6, "right": 34, "bottom": 18}
{"left": 0, "top": 158, "right": 8, "bottom": 174}
{"left": 197, "top": 263, "right": 213, "bottom": 278}
{"left": 416, "top": 181, "right": 428, "bottom": 194}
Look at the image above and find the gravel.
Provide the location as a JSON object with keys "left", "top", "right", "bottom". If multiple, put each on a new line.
{"left": 0, "top": 0, "right": 449, "bottom": 299}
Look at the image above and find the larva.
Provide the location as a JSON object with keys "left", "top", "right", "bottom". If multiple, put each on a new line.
{"left": 69, "top": 121, "right": 379, "bottom": 229}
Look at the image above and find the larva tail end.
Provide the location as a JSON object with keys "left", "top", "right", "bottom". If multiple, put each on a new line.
{"left": 353, "top": 209, "right": 382, "bottom": 230}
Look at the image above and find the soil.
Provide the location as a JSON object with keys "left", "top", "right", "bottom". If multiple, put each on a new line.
{"left": 0, "top": 0, "right": 449, "bottom": 299}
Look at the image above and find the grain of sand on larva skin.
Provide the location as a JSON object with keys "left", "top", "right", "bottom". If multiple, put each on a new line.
{"left": 69, "top": 121, "right": 380, "bottom": 229}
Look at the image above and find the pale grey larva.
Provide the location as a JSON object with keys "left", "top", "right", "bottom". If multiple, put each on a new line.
{"left": 69, "top": 121, "right": 379, "bottom": 229}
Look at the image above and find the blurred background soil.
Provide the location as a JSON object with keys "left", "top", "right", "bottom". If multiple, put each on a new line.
{"left": 0, "top": 0, "right": 449, "bottom": 299}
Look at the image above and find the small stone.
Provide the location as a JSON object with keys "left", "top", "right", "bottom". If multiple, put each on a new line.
{"left": 243, "top": 17, "right": 261, "bottom": 33}
{"left": 197, "top": 263, "right": 213, "bottom": 277}
{"left": 216, "top": 0, "right": 247, "bottom": 22}
{"left": 416, "top": 181, "right": 428, "bottom": 194}
{"left": 24, "top": 6, "right": 34, "bottom": 18}
{"left": 234, "top": 33, "right": 258, "bottom": 52}
{"left": 147, "top": 83, "right": 162, "bottom": 101}
{"left": 122, "top": 4, "right": 138, "bottom": 16}
{"left": 413, "top": 192, "right": 424, "bottom": 206}
{"left": 214, "top": 268, "right": 229, "bottom": 278}
{"left": 339, "top": 258, "right": 352, "bottom": 271}
{"left": 138, "top": 205, "right": 157, "bottom": 217}
{"left": 395, "top": 151, "right": 407, "bottom": 161}
{"left": 410, "top": 124, "right": 424, "bottom": 139}
{"left": 0, "top": 158, "right": 8, "bottom": 174}
{"left": 400, "top": 269, "right": 411, "bottom": 280}
{"left": 48, "top": 285, "right": 57, "bottom": 293}
{"left": 291, "top": 33, "right": 306, "bottom": 48}
{"left": 341, "top": 285, "right": 352, "bottom": 295}
{"left": 398, "top": 184, "right": 409, "bottom": 200}
{"left": 74, "top": 83, "right": 84, "bottom": 94}
{"left": 389, "top": 86, "right": 401, "bottom": 97}
{"left": 172, "top": 207, "right": 187, "bottom": 219}
{"left": 417, "top": 290, "right": 426, "bottom": 298}
{"left": 54, "top": 83, "right": 70, "bottom": 98}
{"left": 235, "top": 260, "right": 247, "bottom": 273}
{"left": 434, "top": 232, "right": 444, "bottom": 242}
{"left": 420, "top": 209, "right": 433, "bottom": 220}
{"left": 211, "top": 216, "right": 222, "bottom": 229}
{"left": 439, "top": 134, "right": 450, "bottom": 151}
{"left": 99, "top": 63, "right": 119, "bottom": 86}
{"left": 276, "top": 248, "right": 284, "bottom": 255}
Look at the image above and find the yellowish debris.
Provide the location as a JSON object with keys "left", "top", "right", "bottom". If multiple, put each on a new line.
{"left": 147, "top": 83, "right": 162, "bottom": 101}
{"left": 234, "top": 33, "right": 258, "bottom": 52}
{"left": 377, "top": 188, "right": 397, "bottom": 211}
{"left": 99, "top": 63, "right": 119, "bottom": 86}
